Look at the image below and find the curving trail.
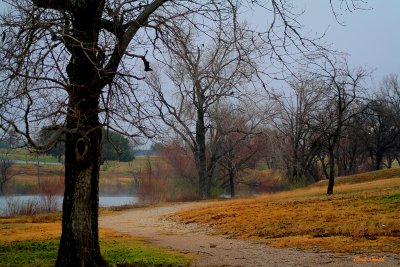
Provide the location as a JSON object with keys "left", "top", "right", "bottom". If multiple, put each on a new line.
{"left": 100, "top": 202, "right": 399, "bottom": 267}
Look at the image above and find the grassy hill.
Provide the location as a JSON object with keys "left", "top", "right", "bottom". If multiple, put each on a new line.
{"left": 172, "top": 168, "right": 400, "bottom": 254}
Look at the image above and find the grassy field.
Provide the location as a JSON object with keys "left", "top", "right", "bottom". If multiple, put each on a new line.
{"left": 0, "top": 148, "right": 60, "bottom": 163}
{"left": 172, "top": 168, "right": 400, "bottom": 254}
{"left": 0, "top": 214, "right": 191, "bottom": 267}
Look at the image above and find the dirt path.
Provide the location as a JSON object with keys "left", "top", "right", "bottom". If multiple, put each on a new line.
{"left": 100, "top": 202, "right": 399, "bottom": 267}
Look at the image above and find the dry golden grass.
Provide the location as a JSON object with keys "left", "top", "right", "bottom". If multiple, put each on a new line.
{"left": 173, "top": 170, "right": 400, "bottom": 254}
{"left": 0, "top": 214, "right": 62, "bottom": 243}
{"left": 316, "top": 167, "right": 400, "bottom": 185}
{"left": 0, "top": 213, "right": 147, "bottom": 244}
{"left": 11, "top": 164, "right": 64, "bottom": 185}
{"left": 9, "top": 161, "right": 135, "bottom": 190}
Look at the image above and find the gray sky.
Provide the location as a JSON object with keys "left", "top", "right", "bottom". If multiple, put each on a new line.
{"left": 279, "top": 1, "right": 399, "bottom": 82}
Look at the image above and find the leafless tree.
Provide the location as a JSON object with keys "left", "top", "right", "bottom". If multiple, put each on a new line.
{"left": 271, "top": 76, "right": 325, "bottom": 184}
{"left": 354, "top": 74, "right": 400, "bottom": 170}
{"left": 358, "top": 100, "right": 400, "bottom": 170}
{"left": 334, "top": 122, "right": 370, "bottom": 176}
{"left": 210, "top": 103, "right": 267, "bottom": 197}
{"left": 271, "top": 61, "right": 368, "bottom": 191}
{"left": 147, "top": 20, "right": 264, "bottom": 198}
{"left": 311, "top": 59, "right": 368, "bottom": 194}
{"left": 0, "top": 0, "right": 365, "bottom": 265}
{"left": 0, "top": 154, "right": 14, "bottom": 194}
{"left": 379, "top": 74, "right": 400, "bottom": 166}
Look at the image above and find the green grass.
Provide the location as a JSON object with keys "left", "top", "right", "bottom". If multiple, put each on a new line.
{"left": 380, "top": 193, "right": 400, "bottom": 213}
{"left": 101, "top": 238, "right": 191, "bottom": 266}
{"left": 255, "top": 164, "right": 269, "bottom": 171}
{"left": 382, "top": 193, "right": 400, "bottom": 201}
{"left": 0, "top": 240, "right": 58, "bottom": 267}
{"left": 0, "top": 148, "right": 59, "bottom": 163}
{"left": 0, "top": 238, "right": 191, "bottom": 267}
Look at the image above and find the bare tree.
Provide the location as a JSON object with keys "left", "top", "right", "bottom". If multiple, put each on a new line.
{"left": 354, "top": 75, "right": 400, "bottom": 170}
{"left": 271, "top": 76, "right": 325, "bottom": 184}
{"left": 272, "top": 61, "right": 367, "bottom": 192}
{"left": 334, "top": 122, "right": 370, "bottom": 176}
{"left": 147, "top": 20, "right": 263, "bottom": 198}
{"left": 0, "top": 154, "right": 14, "bottom": 194}
{"left": 311, "top": 60, "right": 368, "bottom": 194}
{"left": 0, "top": 0, "right": 365, "bottom": 264}
{"left": 210, "top": 104, "right": 267, "bottom": 197}
{"left": 378, "top": 74, "right": 400, "bottom": 166}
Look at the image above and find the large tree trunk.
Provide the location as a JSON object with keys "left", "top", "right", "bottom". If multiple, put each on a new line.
{"left": 56, "top": 90, "right": 105, "bottom": 266}
{"left": 56, "top": 4, "right": 106, "bottom": 265}
{"left": 56, "top": 129, "right": 104, "bottom": 266}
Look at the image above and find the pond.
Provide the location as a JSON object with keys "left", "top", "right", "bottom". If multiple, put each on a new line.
{"left": 0, "top": 195, "right": 139, "bottom": 216}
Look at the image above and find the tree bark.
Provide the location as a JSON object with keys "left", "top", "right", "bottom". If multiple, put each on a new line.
{"left": 327, "top": 147, "right": 335, "bottom": 195}
{"left": 195, "top": 109, "right": 208, "bottom": 199}
{"left": 56, "top": 88, "right": 105, "bottom": 266}
{"left": 374, "top": 151, "right": 384, "bottom": 170}
{"left": 229, "top": 169, "right": 235, "bottom": 198}
{"left": 55, "top": 3, "right": 106, "bottom": 265}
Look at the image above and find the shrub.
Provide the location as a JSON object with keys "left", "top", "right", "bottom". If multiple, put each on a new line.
{"left": 3, "top": 197, "right": 40, "bottom": 216}
{"left": 36, "top": 179, "right": 63, "bottom": 213}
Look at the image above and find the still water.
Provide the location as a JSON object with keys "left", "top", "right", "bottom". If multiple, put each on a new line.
{"left": 0, "top": 195, "right": 138, "bottom": 216}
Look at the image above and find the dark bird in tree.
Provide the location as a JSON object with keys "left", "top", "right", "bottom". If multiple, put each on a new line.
{"left": 142, "top": 56, "right": 152, "bottom": 72}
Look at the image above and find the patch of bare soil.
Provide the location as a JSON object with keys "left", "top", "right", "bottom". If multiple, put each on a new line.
{"left": 100, "top": 202, "right": 400, "bottom": 267}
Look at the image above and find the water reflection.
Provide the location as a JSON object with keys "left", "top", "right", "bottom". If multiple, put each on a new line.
{"left": 0, "top": 195, "right": 138, "bottom": 216}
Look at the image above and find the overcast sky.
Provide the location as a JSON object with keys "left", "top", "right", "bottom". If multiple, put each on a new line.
{"left": 260, "top": 1, "right": 400, "bottom": 83}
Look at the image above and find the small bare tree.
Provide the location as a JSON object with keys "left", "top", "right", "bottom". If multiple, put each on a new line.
{"left": 311, "top": 59, "right": 368, "bottom": 194}
{"left": 0, "top": 154, "right": 14, "bottom": 194}
{"left": 208, "top": 103, "right": 268, "bottom": 197}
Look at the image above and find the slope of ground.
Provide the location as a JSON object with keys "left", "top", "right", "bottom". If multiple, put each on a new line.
{"left": 172, "top": 169, "right": 400, "bottom": 255}
{"left": 101, "top": 200, "right": 400, "bottom": 266}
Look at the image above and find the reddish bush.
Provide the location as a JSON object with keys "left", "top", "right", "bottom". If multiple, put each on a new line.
{"left": 36, "top": 177, "right": 64, "bottom": 212}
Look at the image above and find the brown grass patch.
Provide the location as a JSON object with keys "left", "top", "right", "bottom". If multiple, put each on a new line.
{"left": 172, "top": 174, "right": 400, "bottom": 254}
{"left": 0, "top": 216, "right": 61, "bottom": 243}
{"left": 315, "top": 168, "right": 400, "bottom": 186}
{"left": 0, "top": 213, "right": 143, "bottom": 243}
